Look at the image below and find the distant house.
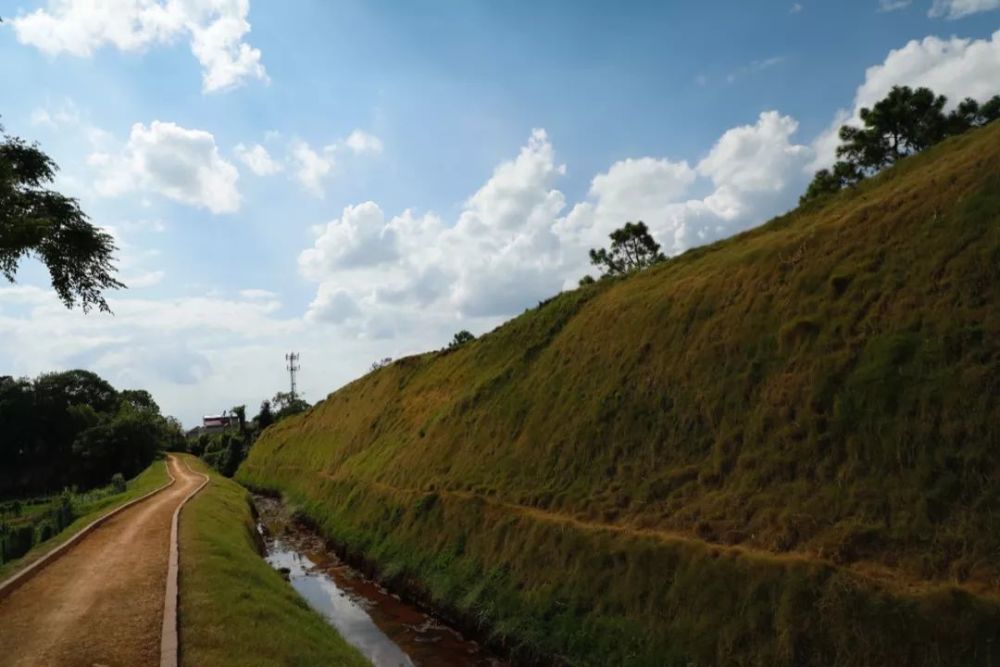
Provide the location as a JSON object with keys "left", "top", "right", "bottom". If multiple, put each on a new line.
{"left": 201, "top": 414, "right": 238, "bottom": 433}
{"left": 184, "top": 412, "right": 239, "bottom": 439}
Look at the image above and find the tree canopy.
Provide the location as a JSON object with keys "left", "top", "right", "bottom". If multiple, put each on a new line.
{"left": 802, "top": 86, "right": 1000, "bottom": 203}
{"left": 589, "top": 221, "right": 666, "bottom": 278}
{"left": 0, "top": 370, "right": 179, "bottom": 496}
{"left": 0, "top": 126, "right": 123, "bottom": 312}
{"left": 448, "top": 330, "right": 475, "bottom": 349}
{"left": 255, "top": 400, "right": 274, "bottom": 430}
{"left": 271, "top": 391, "right": 310, "bottom": 421}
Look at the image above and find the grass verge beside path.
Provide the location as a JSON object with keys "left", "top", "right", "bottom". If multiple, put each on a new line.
{"left": 0, "top": 457, "right": 171, "bottom": 583}
{"left": 177, "top": 455, "right": 368, "bottom": 667}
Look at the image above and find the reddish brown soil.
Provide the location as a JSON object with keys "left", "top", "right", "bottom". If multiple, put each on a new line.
{"left": 0, "top": 456, "right": 202, "bottom": 667}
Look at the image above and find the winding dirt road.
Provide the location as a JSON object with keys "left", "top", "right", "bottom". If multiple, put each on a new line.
{"left": 0, "top": 456, "right": 202, "bottom": 667}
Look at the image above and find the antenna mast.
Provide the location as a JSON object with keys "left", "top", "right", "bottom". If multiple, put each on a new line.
{"left": 285, "top": 352, "right": 300, "bottom": 400}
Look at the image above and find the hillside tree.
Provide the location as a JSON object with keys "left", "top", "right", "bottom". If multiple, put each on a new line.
{"left": 589, "top": 221, "right": 666, "bottom": 277}
{"left": 837, "top": 86, "right": 947, "bottom": 171}
{"left": 448, "top": 330, "right": 475, "bottom": 349}
{"left": 255, "top": 399, "right": 274, "bottom": 430}
{"left": 801, "top": 86, "right": 1000, "bottom": 204}
{"left": 272, "top": 391, "right": 309, "bottom": 421}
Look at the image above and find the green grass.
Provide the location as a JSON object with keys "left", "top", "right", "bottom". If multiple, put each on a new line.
{"left": 239, "top": 122, "right": 1000, "bottom": 665}
{"left": 0, "top": 457, "right": 171, "bottom": 582}
{"left": 177, "top": 455, "right": 368, "bottom": 667}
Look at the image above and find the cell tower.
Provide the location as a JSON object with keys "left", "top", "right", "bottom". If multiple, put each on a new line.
{"left": 285, "top": 352, "right": 300, "bottom": 400}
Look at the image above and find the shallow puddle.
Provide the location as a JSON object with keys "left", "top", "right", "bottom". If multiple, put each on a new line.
{"left": 255, "top": 495, "right": 507, "bottom": 667}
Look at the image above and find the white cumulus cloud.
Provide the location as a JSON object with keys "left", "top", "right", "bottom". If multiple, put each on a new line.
{"left": 90, "top": 121, "right": 241, "bottom": 214}
{"left": 299, "top": 202, "right": 401, "bottom": 278}
{"left": 561, "top": 111, "right": 812, "bottom": 265}
{"left": 234, "top": 143, "right": 282, "bottom": 176}
{"left": 343, "top": 130, "right": 384, "bottom": 155}
{"left": 10, "top": 0, "right": 267, "bottom": 93}
{"left": 292, "top": 141, "right": 335, "bottom": 197}
{"left": 300, "top": 119, "right": 812, "bottom": 328}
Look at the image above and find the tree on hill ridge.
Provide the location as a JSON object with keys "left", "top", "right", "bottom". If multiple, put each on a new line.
{"left": 448, "top": 330, "right": 475, "bottom": 349}
{"left": 802, "top": 86, "right": 1000, "bottom": 204}
{"left": 589, "top": 221, "right": 666, "bottom": 278}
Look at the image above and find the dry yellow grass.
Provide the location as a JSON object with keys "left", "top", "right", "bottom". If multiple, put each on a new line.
{"left": 240, "top": 121, "right": 1000, "bottom": 666}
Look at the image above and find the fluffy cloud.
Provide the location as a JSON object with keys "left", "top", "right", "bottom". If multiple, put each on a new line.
{"left": 299, "top": 129, "right": 569, "bottom": 323}
{"left": 591, "top": 158, "right": 697, "bottom": 219}
{"left": 812, "top": 30, "right": 1000, "bottom": 168}
{"left": 90, "top": 121, "right": 241, "bottom": 213}
{"left": 10, "top": 0, "right": 267, "bottom": 92}
{"left": 698, "top": 112, "right": 809, "bottom": 192}
{"left": 560, "top": 111, "right": 812, "bottom": 267}
{"left": 291, "top": 141, "right": 335, "bottom": 197}
{"left": 299, "top": 202, "right": 401, "bottom": 277}
{"left": 306, "top": 285, "right": 361, "bottom": 324}
{"left": 300, "top": 119, "right": 812, "bottom": 327}
{"left": 556, "top": 156, "right": 696, "bottom": 254}
{"left": 929, "top": 0, "right": 1000, "bottom": 18}
{"left": 234, "top": 143, "right": 282, "bottom": 175}
{"left": 343, "top": 130, "right": 384, "bottom": 155}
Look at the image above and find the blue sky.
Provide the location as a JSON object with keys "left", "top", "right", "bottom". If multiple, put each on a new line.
{"left": 1, "top": 0, "right": 998, "bottom": 425}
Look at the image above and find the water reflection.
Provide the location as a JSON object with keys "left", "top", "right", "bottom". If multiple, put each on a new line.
{"left": 256, "top": 496, "right": 506, "bottom": 667}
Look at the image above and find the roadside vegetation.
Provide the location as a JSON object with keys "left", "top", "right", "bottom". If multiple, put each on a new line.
{"left": 189, "top": 392, "right": 310, "bottom": 477}
{"left": 240, "top": 112, "right": 1000, "bottom": 664}
{"left": 0, "top": 458, "right": 169, "bottom": 580}
{"left": 0, "top": 370, "right": 184, "bottom": 498}
{"left": 176, "top": 455, "right": 367, "bottom": 667}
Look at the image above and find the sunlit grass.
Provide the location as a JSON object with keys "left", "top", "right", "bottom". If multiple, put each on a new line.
{"left": 177, "top": 455, "right": 367, "bottom": 667}
{"left": 239, "top": 122, "right": 1000, "bottom": 665}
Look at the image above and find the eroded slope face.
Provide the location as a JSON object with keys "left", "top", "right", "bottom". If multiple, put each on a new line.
{"left": 241, "top": 122, "right": 1000, "bottom": 666}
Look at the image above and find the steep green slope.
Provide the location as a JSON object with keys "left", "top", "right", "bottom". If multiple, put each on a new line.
{"left": 239, "top": 122, "right": 1000, "bottom": 666}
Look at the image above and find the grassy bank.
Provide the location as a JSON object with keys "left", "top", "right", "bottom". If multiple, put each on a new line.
{"left": 240, "top": 121, "right": 1000, "bottom": 665}
{"left": 177, "top": 455, "right": 368, "bottom": 667}
{"left": 0, "top": 457, "right": 171, "bottom": 582}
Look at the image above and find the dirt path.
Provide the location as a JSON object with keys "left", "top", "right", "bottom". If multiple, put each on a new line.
{"left": 0, "top": 455, "right": 203, "bottom": 667}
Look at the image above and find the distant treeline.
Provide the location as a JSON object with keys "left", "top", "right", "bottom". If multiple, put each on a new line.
{"left": 0, "top": 370, "right": 184, "bottom": 498}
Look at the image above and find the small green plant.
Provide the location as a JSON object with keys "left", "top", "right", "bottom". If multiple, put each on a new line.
{"left": 111, "top": 473, "right": 127, "bottom": 494}
{"left": 370, "top": 357, "right": 393, "bottom": 371}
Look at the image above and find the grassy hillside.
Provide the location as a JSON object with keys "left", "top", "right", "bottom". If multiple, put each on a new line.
{"left": 178, "top": 455, "right": 367, "bottom": 667}
{"left": 239, "top": 122, "right": 1000, "bottom": 665}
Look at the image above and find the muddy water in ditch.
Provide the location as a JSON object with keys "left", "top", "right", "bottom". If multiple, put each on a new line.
{"left": 254, "top": 495, "right": 508, "bottom": 667}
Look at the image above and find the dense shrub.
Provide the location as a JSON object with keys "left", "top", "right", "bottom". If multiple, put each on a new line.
{"left": 0, "top": 370, "right": 181, "bottom": 497}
